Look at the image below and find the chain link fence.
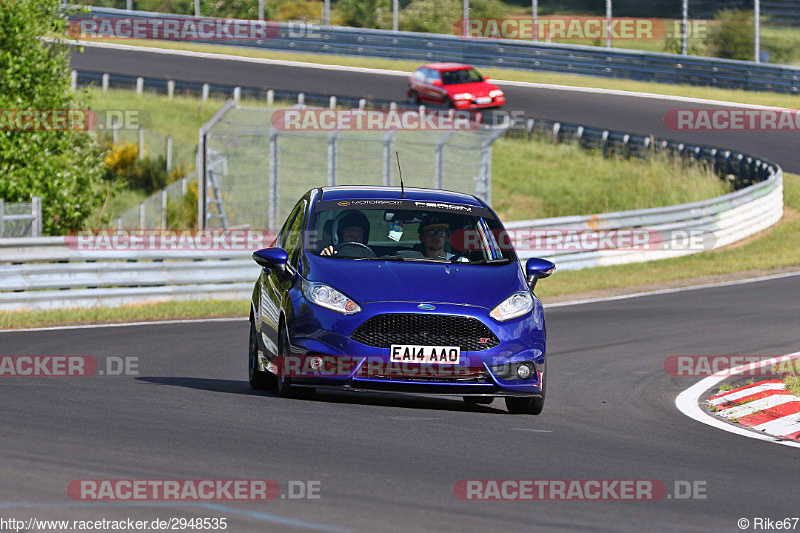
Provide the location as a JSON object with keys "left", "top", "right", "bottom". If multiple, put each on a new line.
{"left": 0, "top": 198, "right": 42, "bottom": 238}
{"left": 200, "top": 104, "right": 507, "bottom": 231}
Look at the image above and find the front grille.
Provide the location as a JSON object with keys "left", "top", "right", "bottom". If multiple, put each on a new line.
{"left": 350, "top": 313, "right": 500, "bottom": 351}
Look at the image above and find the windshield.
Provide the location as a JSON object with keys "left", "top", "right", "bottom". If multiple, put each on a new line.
{"left": 441, "top": 68, "right": 484, "bottom": 85}
{"left": 307, "top": 199, "right": 514, "bottom": 264}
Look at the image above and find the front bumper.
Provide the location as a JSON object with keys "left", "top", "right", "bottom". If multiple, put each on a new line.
{"left": 268, "top": 299, "right": 546, "bottom": 397}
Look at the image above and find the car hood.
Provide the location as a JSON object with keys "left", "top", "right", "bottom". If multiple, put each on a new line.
{"left": 444, "top": 82, "right": 500, "bottom": 97}
{"left": 303, "top": 255, "right": 527, "bottom": 309}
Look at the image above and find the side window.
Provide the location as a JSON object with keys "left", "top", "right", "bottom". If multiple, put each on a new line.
{"left": 277, "top": 200, "right": 304, "bottom": 248}
{"left": 427, "top": 69, "right": 441, "bottom": 84}
{"left": 283, "top": 200, "right": 307, "bottom": 267}
{"left": 413, "top": 69, "right": 425, "bottom": 81}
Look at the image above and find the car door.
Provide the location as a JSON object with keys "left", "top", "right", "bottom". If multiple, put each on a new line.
{"left": 418, "top": 68, "right": 439, "bottom": 103}
{"left": 426, "top": 69, "right": 448, "bottom": 105}
{"left": 259, "top": 199, "right": 306, "bottom": 359}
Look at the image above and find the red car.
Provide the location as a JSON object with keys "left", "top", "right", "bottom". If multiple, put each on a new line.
{"left": 408, "top": 63, "right": 505, "bottom": 109}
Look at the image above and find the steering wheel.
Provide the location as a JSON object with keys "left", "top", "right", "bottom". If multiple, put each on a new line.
{"left": 334, "top": 241, "right": 376, "bottom": 258}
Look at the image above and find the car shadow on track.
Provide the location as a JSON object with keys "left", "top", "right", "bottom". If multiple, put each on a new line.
{"left": 135, "top": 376, "right": 508, "bottom": 414}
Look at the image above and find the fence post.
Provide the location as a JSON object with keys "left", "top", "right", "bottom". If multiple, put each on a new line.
{"left": 552, "top": 122, "right": 561, "bottom": 144}
{"left": 32, "top": 196, "right": 42, "bottom": 237}
{"left": 233, "top": 87, "right": 241, "bottom": 102}
{"left": 181, "top": 177, "right": 187, "bottom": 196}
{"left": 267, "top": 90, "right": 274, "bottom": 106}
{"left": 0, "top": 199, "right": 4, "bottom": 238}
{"left": 139, "top": 202, "right": 145, "bottom": 230}
{"left": 329, "top": 96, "right": 337, "bottom": 109}
{"left": 71, "top": 70, "right": 78, "bottom": 92}
{"left": 136, "top": 77, "right": 144, "bottom": 95}
{"left": 359, "top": 98, "right": 366, "bottom": 110}
{"left": 434, "top": 132, "right": 455, "bottom": 190}
{"left": 327, "top": 131, "right": 338, "bottom": 186}
{"left": 601, "top": 130, "right": 610, "bottom": 158}
{"left": 167, "top": 80, "right": 175, "bottom": 99}
{"left": 382, "top": 132, "right": 396, "bottom": 186}
{"left": 138, "top": 127, "right": 145, "bottom": 160}
{"left": 202, "top": 83, "right": 210, "bottom": 102}
{"left": 269, "top": 129, "right": 279, "bottom": 232}
{"left": 298, "top": 92, "right": 305, "bottom": 106}
{"left": 161, "top": 189, "right": 168, "bottom": 229}
{"left": 102, "top": 73, "right": 109, "bottom": 92}
{"left": 166, "top": 136, "right": 173, "bottom": 171}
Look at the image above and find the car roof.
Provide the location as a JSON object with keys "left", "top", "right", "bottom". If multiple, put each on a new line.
{"left": 421, "top": 63, "right": 474, "bottom": 72}
{"left": 317, "top": 186, "right": 484, "bottom": 207}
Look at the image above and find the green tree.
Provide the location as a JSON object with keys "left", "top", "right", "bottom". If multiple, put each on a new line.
{"left": 0, "top": 0, "right": 106, "bottom": 235}
{"left": 707, "top": 9, "right": 755, "bottom": 61}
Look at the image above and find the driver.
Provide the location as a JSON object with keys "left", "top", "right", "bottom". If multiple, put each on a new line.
{"left": 320, "top": 210, "right": 371, "bottom": 256}
{"left": 418, "top": 214, "right": 454, "bottom": 259}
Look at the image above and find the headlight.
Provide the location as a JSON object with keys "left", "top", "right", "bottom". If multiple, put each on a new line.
{"left": 490, "top": 291, "right": 533, "bottom": 321}
{"left": 302, "top": 281, "right": 361, "bottom": 315}
{"left": 489, "top": 89, "right": 504, "bottom": 98}
{"left": 453, "top": 93, "right": 473, "bottom": 100}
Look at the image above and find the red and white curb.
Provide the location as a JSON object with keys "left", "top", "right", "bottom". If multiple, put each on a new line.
{"left": 676, "top": 352, "right": 800, "bottom": 448}
{"left": 707, "top": 380, "right": 800, "bottom": 441}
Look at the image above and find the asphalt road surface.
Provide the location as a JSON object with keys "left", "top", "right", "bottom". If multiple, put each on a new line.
{"left": 2, "top": 274, "right": 799, "bottom": 531}
{"left": 69, "top": 44, "right": 800, "bottom": 173}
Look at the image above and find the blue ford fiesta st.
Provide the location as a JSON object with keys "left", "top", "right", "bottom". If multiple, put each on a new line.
{"left": 248, "top": 186, "right": 555, "bottom": 414}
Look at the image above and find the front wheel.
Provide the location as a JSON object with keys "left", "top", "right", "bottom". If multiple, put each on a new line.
{"left": 409, "top": 90, "right": 420, "bottom": 105}
{"left": 276, "top": 322, "right": 297, "bottom": 398}
{"left": 505, "top": 366, "right": 546, "bottom": 415}
{"left": 248, "top": 322, "right": 271, "bottom": 389}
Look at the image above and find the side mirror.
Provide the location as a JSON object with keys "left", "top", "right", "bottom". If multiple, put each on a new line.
{"left": 253, "top": 247, "right": 289, "bottom": 272}
{"left": 525, "top": 258, "right": 556, "bottom": 290}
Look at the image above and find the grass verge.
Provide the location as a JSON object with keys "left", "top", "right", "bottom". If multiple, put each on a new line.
{"left": 80, "top": 38, "right": 800, "bottom": 110}
{"left": 785, "top": 375, "right": 800, "bottom": 397}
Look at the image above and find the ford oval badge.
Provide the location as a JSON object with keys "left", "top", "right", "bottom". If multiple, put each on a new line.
{"left": 418, "top": 304, "right": 436, "bottom": 311}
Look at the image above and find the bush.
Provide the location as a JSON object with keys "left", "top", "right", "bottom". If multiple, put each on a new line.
{"left": 334, "top": 0, "right": 392, "bottom": 28}
{"left": 399, "top": 0, "right": 460, "bottom": 34}
{"left": 0, "top": 0, "right": 107, "bottom": 235}
{"left": 102, "top": 142, "right": 188, "bottom": 193}
{"left": 707, "top": 9, "right": 755, "bottom": 61}
{"left": 277, "top": 0, "right": 322, "bottom": 22}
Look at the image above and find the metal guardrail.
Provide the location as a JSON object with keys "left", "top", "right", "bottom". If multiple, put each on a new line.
{"left": 78, "top": 7, "right": 800, "bottom": 93}
{"left": 3, "top": 68, "right": 783, "bottom": 311}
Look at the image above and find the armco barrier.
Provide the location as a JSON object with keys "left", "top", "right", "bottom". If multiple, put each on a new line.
{"left": 75, "top": 7, "right": 800, "bottom": 93}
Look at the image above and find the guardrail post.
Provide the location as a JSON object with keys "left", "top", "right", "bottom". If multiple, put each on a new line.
{"left": 71, "top": 70, "right": 78, "bottom": 92}
{"left": 390, "top": 102, "right": 397, "bottom": 111}
{"left": 166, "top": 136, "right": 173, "bottom": 171}
{"left": 161, "top": 189, "right": 168, "bottom": 229}
{"left": 202, "top": 83, "right": 210, "bottom": 102}
{"left": 601, "top": 130, "right": 609, "bottom": 158}
{"left": 138, "top": 127, "right": 144, "bottom": 160}
{"left": 327, "top": 131, "right": 338, "bottom": 186}
{"left": 552, "top": 123, "right": 561, "bottom": 144}
{"left": 622, "top": 134, "right": 631, "bottom": 159}
{"left": 267, "top": 90, "right": 274, "bottom": 106}
{"left": 576, "top": 126, "right": 584, "bottom": 145}
{"left": 0, "top": 199, "right": 5, "bottom": 238}
{"left": 102, "top": 73, "right": 109, "bottom": 92}
{"left": 233, "top": 87, "right": 241, "bottom": 103}
{"left": 526, "top": 118, "right": 534, "bottom": 140}
{"left": 359, "top": 98, "right": 366, "bottom": 110}
{"left": 32, "top": 196, "right": 42, "bottom": 237}
{"left": 298, "top": 92, "right": 305, "bottom": 106}
{"left": 136, "top": 77, "right": 144, "bottom": 95}
{"left": 139, "top": 202, "right": 145, "bottom": 231}
{"left": 329, "top": 96, "right": 337, "bottom": 109}
{"left": 167, "top": 80, "right": 175, "bottom": 99}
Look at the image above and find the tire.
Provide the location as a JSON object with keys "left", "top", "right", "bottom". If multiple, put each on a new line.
{"left": 464, "top": 397, "right": 494, "bottom": 405}
{"left": 504, "top": 365, "right": 546, "bottom": 415}
{"left": 248, "top": 321, "right": 271, "bottom": 390}
{"left": 409, "top": 91, "right": 420, "bottom": 105}
{"left": 276, "top": 321, "right": 296, "bottom": 398}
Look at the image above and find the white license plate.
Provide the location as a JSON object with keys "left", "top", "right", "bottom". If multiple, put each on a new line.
{"left": 390, "top": 345, "right": 461, "bottom": 364}
{"left": 475, "top": 97, "right": 492, "bottom": 104}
